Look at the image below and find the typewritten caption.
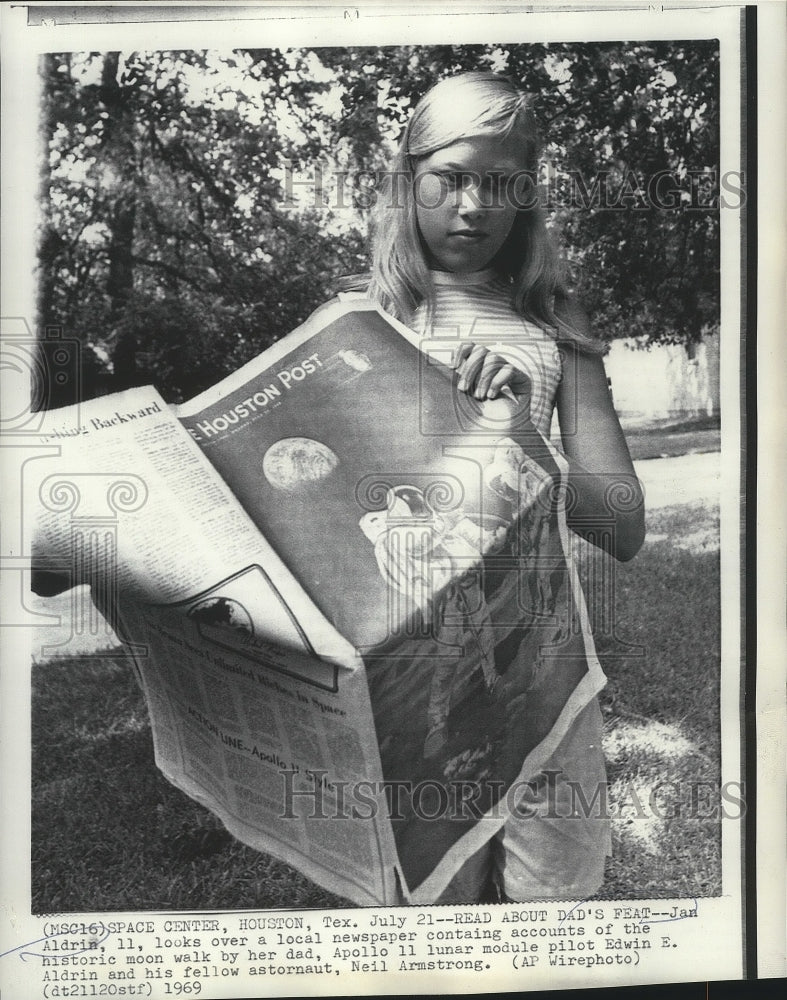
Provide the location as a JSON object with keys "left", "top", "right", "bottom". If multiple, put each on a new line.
{"left": 9, "top": 901, "right": 700, "bottom": 996}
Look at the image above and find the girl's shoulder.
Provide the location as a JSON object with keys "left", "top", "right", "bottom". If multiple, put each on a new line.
{"left": 553, "top": 291, "right": 593, "bottom": 344}
{"left": 336, "top": 272, "right": 372, "bottom": 295}
{"left": 304, "top": 285, "right": 371, "bottom": 324}
{"left": 321, "top": 272, "right": 373, "bottom": 307}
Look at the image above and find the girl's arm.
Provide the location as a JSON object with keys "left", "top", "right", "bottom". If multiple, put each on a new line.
{"left": 555, "top": 316, "right": 645, "bottom": 563}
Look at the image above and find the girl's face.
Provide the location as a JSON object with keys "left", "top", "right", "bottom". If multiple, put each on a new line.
{"left": 413, "top": 134, "right": 526, "bottom": 273}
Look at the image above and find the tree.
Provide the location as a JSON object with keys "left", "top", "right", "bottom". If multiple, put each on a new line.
{"left": 38, "top": 49, "right": 365, "bottom": 402}
{"left": 37, "top": 41, "right": 720, "bottom": 404}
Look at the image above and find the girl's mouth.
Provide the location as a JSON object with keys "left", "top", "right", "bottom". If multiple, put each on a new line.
{"left": 449, "top": 230, "right": 487, "bottom": 241}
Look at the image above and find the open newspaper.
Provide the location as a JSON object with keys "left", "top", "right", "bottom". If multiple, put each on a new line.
{"left": 30, "top": 298, "right": 605, "bottom": 905}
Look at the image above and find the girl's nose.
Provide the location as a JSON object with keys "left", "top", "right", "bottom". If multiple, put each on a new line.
{"left": 457, "top": 184, "right": 485, "bottom": 218}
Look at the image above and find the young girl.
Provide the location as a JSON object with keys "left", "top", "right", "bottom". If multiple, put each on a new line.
{"left": 345, "top": 71, "right": 645, "bottom": 903}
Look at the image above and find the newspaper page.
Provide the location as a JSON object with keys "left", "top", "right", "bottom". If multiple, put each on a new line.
{"left": 3, "top": 2, "right": 784, "bottom": 998}
{"left": 25, "top": 385, "right": 400, "bottom": 906}
{"left": 176, "top": 297, "right": 606, "bottom": 904}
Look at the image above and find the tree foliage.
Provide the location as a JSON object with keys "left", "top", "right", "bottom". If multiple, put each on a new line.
{"left": 38, "top": 42, "right": 719, "bottom": 404}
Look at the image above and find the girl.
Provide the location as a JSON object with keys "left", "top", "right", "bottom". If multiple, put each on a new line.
{"left": 346, "top": 71, "right": 645, "bottom": 903}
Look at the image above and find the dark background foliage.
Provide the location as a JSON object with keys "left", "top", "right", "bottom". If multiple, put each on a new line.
{"left": 38, "top": 42, "right": 720, "bottom": 405}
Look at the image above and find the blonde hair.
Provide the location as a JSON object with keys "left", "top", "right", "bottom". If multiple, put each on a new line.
{"left": 362, "top": 71, "right": 601, "bottom": 352}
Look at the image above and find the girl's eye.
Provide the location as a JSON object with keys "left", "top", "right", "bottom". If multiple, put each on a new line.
{"left": 442, "top": 171, "right": 506, "bottom": 192}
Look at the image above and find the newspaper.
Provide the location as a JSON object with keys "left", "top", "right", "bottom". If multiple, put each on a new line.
{"left": 28, "top": 298, "right": 604, "bottom": 906}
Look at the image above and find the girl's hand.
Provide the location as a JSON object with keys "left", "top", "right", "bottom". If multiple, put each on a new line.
{"left": 451, "top": 342, "right": 532, "bottom": 407}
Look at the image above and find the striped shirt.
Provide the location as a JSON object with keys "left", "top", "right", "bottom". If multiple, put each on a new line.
{"left": 412, "top": 269, "right": 563, "bottom": 437}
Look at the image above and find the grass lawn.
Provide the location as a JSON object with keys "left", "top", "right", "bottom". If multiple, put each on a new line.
{"left": 584, "top": 500, "right": 721, "bottom": 899}
{"left": 623, "top": 416, "right": 720, "bottom": 461}
{"left": 31, "top": 501, "right": 721, "bottom": 913}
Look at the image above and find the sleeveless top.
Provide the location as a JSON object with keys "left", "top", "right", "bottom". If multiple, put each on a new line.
{"left": 411, "top": 269, "right": 563, "bottom": 438}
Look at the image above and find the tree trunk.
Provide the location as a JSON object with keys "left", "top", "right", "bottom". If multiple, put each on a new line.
{"left": 100, "top": 53, "right": 138, "bottom": 389}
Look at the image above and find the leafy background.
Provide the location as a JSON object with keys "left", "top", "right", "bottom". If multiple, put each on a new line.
{"left": 38, "top": 42, "right": 719, "bottom": 405}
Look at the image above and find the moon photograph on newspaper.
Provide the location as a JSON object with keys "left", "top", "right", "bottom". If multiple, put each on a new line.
{"left": 25, "top": 24, "right": 737, "bottom": 945}
{"left": 262, "top": 437, "right": 340, "bottom": 493}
